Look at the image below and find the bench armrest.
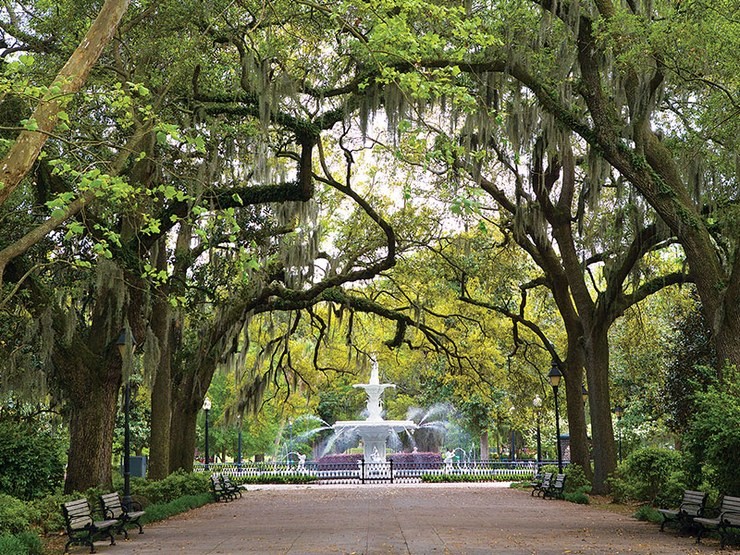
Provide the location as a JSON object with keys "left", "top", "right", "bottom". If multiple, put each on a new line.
{"left": 679, "top": 502, "right": 704, "bottom": 515}
{"left": 720, "top": 511, "right": 740, "bottom": 524}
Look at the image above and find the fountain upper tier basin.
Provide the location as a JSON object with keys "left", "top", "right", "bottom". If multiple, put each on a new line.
{"left": 332, "top": 419, "right": 418, "bottom": 432}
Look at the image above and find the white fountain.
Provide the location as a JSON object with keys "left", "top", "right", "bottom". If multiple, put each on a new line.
{"left": 332, "top": 359, "right": 417, "bottom": 462}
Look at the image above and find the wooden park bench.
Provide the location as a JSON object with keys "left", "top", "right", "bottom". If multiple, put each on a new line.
{"left": 221, "top": 475, "right": 244, "bottom": 498}
{"left": 694, "top": 495, "right": 740, "bottom": 548}
{"left": 62, "top": 498, "right": 118, "bottom": 554}
{"left": 656, "top": 489, "right": 707, "bottom": 532}
{"left": 99, "top": 492, "right": 146, "bottom": 538}
{"left": 210, "top": 473, "right": 238, "bottom": 502}
{"left": 531, "top": 472, "right": 553, "bottom": 497}
{"left": 542, "top": 473, "right": 567, "bottom": 499}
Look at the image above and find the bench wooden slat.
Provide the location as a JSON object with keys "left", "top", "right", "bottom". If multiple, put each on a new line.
{"left": 657, "top": 489, "right": 708, "bottom": 533}
{"left": 62, "top": 498, "right": 117, "bottom": 554}
{"left": 99, "top": 491, "right": 146, "bottom": 538}
{"left": 696, "top": 495, "right": 740, "bottom": 548}
{"left": 542, "top": 473, "right": 567, "bottom": 500}
{"left": 531, "top": 473, "right": 553, "bottom": 497}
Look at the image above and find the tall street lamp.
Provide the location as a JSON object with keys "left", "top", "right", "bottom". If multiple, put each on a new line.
{"left": 236, "top": 414, "right": 243, "bottom": 470}
{"left": 116, "top": 328, "right": 136, "bottom": 511}
{"left": 532, "top": 395, "right": 542, "bottom": 470}
{"left": 548, "top": 361, "right": 564, "bottom": 473}
{"left": 614, "top": 405, "right": 624, "bottom": 463}
{"left": 288, "top": 418, "right": 293, "bottom": 467}
{"left": 203, "top": 397, "right": 211, "bottom": 471}
{"left": 509, "top": 406, "right": 516, "bottom": 461}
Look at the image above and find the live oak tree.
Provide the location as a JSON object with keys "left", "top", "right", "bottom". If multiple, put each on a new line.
{"left": 299, "top": 0, "right": 737, "bottom": 492}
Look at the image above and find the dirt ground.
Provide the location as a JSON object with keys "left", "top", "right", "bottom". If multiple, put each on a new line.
{"left": 55, "top": 483, "right": 735, "bottom": 555}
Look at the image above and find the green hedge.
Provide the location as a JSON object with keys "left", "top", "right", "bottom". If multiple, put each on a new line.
{"left": 421, "top": 472, "right": 529, "bottom": 483}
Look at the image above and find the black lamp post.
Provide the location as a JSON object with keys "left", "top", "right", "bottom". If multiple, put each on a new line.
{"left": 614, "top": 405, "right": 624, "bottom": 463}
{"left": 116, "top": 329, "right": 136, "bottom": 511}
{"left": 236, "top": 414, "right": 243, "bottom": 470}
{"left": 548, "top": 361, "right": 564, "bottom": 473}
{"left": 203, "top": 397, "right": 211, "bottom": 471}
{"left": 508, "top": 406, "right": 516, "bottom": 461}
{"left": 288, "top": 418, "right": 293, "bottom": 467}
{"left": 533, "top": 395, "right": 542, "bottom": 470}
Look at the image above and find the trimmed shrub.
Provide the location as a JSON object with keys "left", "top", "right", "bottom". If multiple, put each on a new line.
{"left": 420, "top": 472, "right": 523, "bottom": 483}
{"left": 563, "top": 464, "right": 591, "bottom": 495}
{"left": 563, "top": 491, "right": 590, "bottom": 504}
{"left": 26, "top": 492, "right": 67, "bottom": 534}
{"left": 139, "top": 493, "right": 212, "bottom": 524}
{"left": 608, "top": 447, "right": 686, "bottom": 506}
{"left": 682, "top": 366, "right": 740, "bottom": 496}
{"left": 236, "top": 473, "right": 316, "bottom": 485}
{"left": 130, "top": 470, "right": 209, "bottom": 505}
{"left": 0, "top": 495, "right": 33, "bottom": 535}
{"left": 0, "top": 532, "right": 43, "bottom": 555}
{"left": 633, "top": 505, "right": 663, "bottom": 523}
{"left": 0, "top": 421, "right": 65, "bottom": 500}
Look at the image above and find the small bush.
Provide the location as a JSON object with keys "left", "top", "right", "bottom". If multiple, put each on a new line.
{"left": 236, "top": 473, "right": 316, "bottom": 485}
{"left": 564, "top": 464, "right": 591, "bottom": 495}
{"left": 139, "top": 493, "right": 211, "bottom": 524}
{"left": 26, "top": 492, "right": 67, "bottom": 534}
{"left": 683, "top": 366, "right": 740, "bottom": 496}
{"left": 608, "top": 447, "right": 686, "bottom": 506}
{"left": 0, "top": 421, "right": 66, "bottom": 501}
{"left": 0, "top": 532, "right": 43, "bottom": 555}
{"left": 0, "top": 495, "right": 32, "bottom": 535}
{"left": 132, "top": 470, "right": 209, "bottom": 505}
{"left": 633, "top": 505, "right": 662, "bottom": 523}
{"left": 420, "top": 472, "right": 526, "bottom": 483}
{"left": 563, "top": 491, "right": 590, "bottom": 504}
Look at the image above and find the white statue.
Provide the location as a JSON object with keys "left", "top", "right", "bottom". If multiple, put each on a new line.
{"left": 444, "top": 450, "right": 454, "bottom": 470}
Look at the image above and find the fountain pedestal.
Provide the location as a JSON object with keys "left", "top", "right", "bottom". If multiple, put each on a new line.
{"left": 332, "top": 359, "right": 417, "bottom": 462}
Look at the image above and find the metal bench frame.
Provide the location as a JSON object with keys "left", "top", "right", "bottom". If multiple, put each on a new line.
{"left": 657, "top": 489, "right": 707, "bottom": 532}
{"left": 695, "top": 495, "right": 740, "bottom": 548}
{"left": 99, "top": 491, "right": 146, "bottom": 538}
{"left": 531, "top": 472, "right": 553, "bottom": 497}
{"left": 542, "top": 473, "right": 567, "bottom": 499}
{"left": 62, "top": 498, "right": 118, "bottom": 554}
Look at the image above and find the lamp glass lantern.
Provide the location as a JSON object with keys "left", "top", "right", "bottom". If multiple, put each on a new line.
{"left": 548, "top": 363, "right": 562, "bottom": 387}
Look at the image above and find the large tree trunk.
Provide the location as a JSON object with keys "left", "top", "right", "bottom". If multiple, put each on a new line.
{"left": 479, "top": 429, "right": 489, "bottom": 461}
{"left": 583, "top": 326, "right": 617, "bottom": 494}
{"left": 147, "top": 242, "right": 172, "bottom": 479}
{"left": 59, "top": 347, "right": 121, "bottom": 493}
{"left": 562, "top": 344, "right": 592, "bottom": 480}
{"left": 168, "top": 369, "right": 200, "bottom": 472}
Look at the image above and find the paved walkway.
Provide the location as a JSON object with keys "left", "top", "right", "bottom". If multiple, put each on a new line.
{"left": 82, "top": 483, "right": 727, "bottom": 554}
